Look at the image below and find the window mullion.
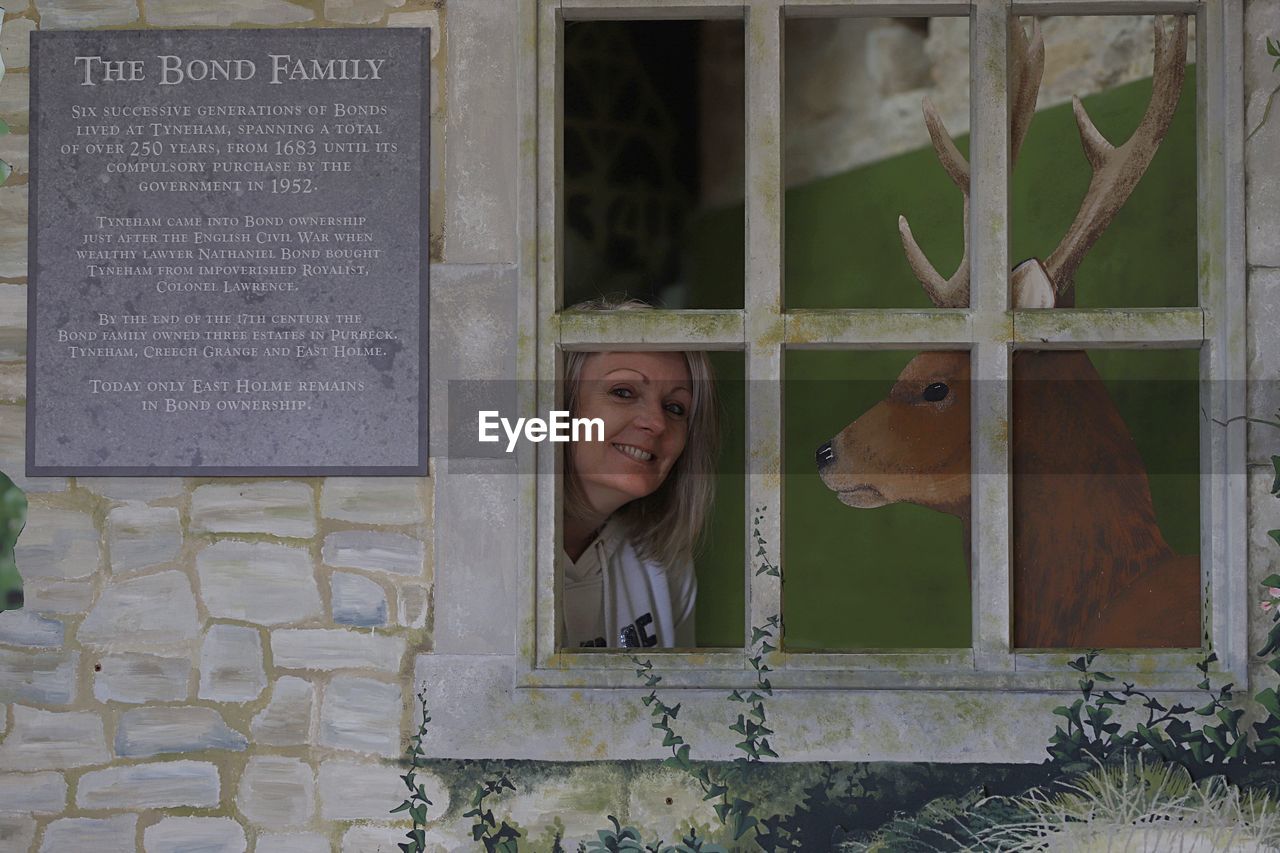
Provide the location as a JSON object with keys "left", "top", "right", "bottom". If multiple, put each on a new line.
{"left": 744, "top": 0, "right": 785, "bottom": 657}
{"left": 534, "top": 0, "right": 562, "bottom": 670}
{"left": 969, "top": 0, "right": 1014, "bottom": 673}
{"left": 1200, "top": 0, "right": 1248, "bottom": 683}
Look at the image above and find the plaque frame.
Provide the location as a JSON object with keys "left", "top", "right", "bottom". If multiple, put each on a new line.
{"left": 25, "top": 29, "right": 431, "bottom": 478}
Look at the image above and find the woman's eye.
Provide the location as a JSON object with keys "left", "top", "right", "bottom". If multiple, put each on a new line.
{"left": 609, "top": 386, "right": 635, "bottom": 400}
{"left": 665, "top": 402, "right": 687, "bottom": 417}
{"left": 923, "top": 382, "right": 949, "bottom": 403}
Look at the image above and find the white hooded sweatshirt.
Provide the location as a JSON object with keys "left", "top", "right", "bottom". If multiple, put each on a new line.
{"left": 561, "top": 519, "right": 697, "bottom": 649}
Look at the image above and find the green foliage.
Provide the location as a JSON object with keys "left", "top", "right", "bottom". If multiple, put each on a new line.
{"left": 584, "top": 816, "right": 645, "bottom": 852}
{"left": 1046, "top": 650, "right": 1126, "bottom": 769}
{"left": 1044, "top": 411, "right": 1280, "bottom": 774}
{"left": 628, "top": 508, "right": 789, "bottom": 850}
{"left": 391, "top": 686, "right": 436, "bottom": 853}
{"left": 1045, "top": 650, "right": 1251, "bottom": 773}
{"left": 627, "top": 612, "right": 778, "bottom": 850}
{"left": 465, "top": 774, "right": 520, "bottom": 852}
{"left": 751, "top": 509, "right": 779, "bottom": 578}
{"left": 575, "top": 819, "right": 724, "bottom": 853}
{"left": 1269, "top": 36, "right": 1280, "bottom": 73}
{"left": 0, "top": 16, "right": 10, "bottom": 185}
{"left": 0, "top": 472, "right": 28, "bottom": 613}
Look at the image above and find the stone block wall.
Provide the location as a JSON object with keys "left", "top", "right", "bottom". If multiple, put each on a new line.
{"left": 0, "top": 1, "right": 453, "bottom": 850}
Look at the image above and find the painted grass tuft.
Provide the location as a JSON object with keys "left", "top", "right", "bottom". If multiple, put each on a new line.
{"left": 970, "top": 758, "right": 1280, "bottom": 852}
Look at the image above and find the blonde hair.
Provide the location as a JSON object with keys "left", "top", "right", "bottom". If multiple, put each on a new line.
{"left": 563, "top": 298, "right": 719, "bottom": 569}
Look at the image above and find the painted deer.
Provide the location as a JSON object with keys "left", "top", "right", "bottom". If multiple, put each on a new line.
{"left": 816, "top": 17, "right": 1200, "bottom": 649}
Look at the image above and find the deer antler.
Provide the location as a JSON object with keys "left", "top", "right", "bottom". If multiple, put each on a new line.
{"left": 898, "top": 99, "right": 970, "bottom": 308}
{"left": 899, "top": 19, "right": 1044, "bottom": 308}
{"left": 1043, "top": 16, "right": 1188, "bottom": 305}
{"left": 1010, "top": 18, "right": 1045, "bottom": 163}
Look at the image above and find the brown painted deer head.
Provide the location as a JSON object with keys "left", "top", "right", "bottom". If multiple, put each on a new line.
{"left": 816, "top": 17, "right": 1200, "bottom": 648}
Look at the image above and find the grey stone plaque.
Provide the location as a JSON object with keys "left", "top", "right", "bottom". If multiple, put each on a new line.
{"left": 28, "top": 29, "right": 429, "bottom": 475}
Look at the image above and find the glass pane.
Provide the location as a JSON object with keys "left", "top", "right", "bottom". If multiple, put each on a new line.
{"left": 784, "top": 350, "right": 970, "bottom": 650}
{"left": 1009, "top": 15, "right": 1197, "bottom": 309}
{"left": 563, "top": 20, "right": 745, "bottom": 310}
{"left": 782, "top": 16, "right": 971, "bottom": 309}
{"left": 697, "top": 351, "right": 744, "bottom": 648}
{"left": 558, "top": 348, "right": 743, "bottom": 650}
{"left": 1011, "top": 348, "right": 1201, "bottom": 648}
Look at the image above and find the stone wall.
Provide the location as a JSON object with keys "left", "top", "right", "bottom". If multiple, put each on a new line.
{"left": 701, "top": 14, "right": 1200, "bottom": 206}
{"left": 0, "top": 1, "right": 452, "bottom": 850}
{"left": 0, "top": 1, "right": 1273, "bottom": 852}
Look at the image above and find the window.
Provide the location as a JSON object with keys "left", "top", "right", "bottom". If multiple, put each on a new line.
{"left": 518, "top": 0, "right": 1245, "bottom": 692}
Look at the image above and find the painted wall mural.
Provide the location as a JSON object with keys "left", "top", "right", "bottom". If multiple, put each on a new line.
{"left": 0, "top": 4, "right": 1277, "bottom": 853}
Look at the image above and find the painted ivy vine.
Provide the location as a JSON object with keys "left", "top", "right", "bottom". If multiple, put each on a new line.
{"left": 392, "top": 685, "right": 435, "bottom": 853}
{"left": 625, "top": 505, "right": 786, "bottom": 848}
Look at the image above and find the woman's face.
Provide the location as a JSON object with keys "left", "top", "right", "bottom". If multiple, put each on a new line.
{"left": 571, "top": 351, "right": 693, "bottom": 519}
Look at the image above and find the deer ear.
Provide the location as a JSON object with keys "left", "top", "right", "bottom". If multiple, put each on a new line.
{"left": 1011, "top": 259, "right": 1055, "bottom": 309}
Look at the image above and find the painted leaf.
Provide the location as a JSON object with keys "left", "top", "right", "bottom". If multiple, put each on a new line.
{"left": 1255, "top": 687, "right": 1280, "bottom": 717}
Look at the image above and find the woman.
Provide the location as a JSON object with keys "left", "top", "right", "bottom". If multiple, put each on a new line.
{"left": 561, "top": 307, "right": 719, "bottom": 650}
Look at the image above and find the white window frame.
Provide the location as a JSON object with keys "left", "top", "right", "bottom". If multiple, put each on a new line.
{"left": 514, "top": 0, "right": 1247, "bottom": 692}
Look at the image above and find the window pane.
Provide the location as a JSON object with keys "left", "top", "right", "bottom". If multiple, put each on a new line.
{"left": 1009, "top": 15, "right": 1197, "bottom": 309}
{"left": 697, "top": 352, "right": 744, "bottom": 648}
{"left": 1011, "top": 348, "right": 1201, "bottom": 649}
{"left": 782, "top": 16, "right": 971, "bottom": 310}
{"left": 785, "top": 350, "right": 970, "bottom": 650}
{"left": 558, "top": 349, "right": 743, "bottom": 650}
{"left": 563, "top": 20, "right": 745, "bottom": 310}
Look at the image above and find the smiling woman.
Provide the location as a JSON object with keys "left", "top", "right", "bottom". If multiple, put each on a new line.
{"left": 559, "top": 306, "right": 720, "bottom": 650}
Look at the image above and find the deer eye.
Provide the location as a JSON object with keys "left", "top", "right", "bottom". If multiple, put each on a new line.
{"left": 923, "top": 382, "right": 949, "bottom": 403}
